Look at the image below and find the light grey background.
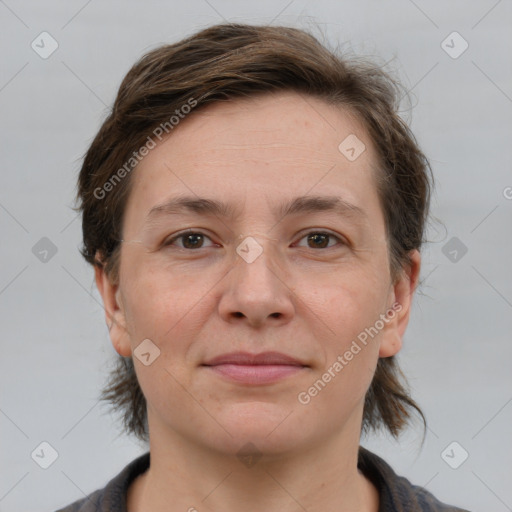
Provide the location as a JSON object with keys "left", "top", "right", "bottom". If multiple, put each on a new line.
{"left": 1, "top": 1, "right": 511, "bottom": 511}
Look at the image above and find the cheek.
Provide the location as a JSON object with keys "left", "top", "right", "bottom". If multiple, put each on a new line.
{"left": 316, "top": 267, "right": 390, "bottom": 336}
{"left": 119, "top": 260, "right": 224, "bottom": 373}
{"left": 120, "top": 252, "right": 192, "bottom": 329}
{"left": 307, "top": 269, "right": 388, "bottom": 389}
{"left": 123, "top": 282, "right": 191, "bottom": 344}
{"left": 295, "top": 339, "right": 379, "bottom": 439}
{"left": 298, "top": 279, "right": 384, "bottom": 414}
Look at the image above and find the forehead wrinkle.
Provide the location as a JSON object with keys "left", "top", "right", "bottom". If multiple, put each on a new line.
{"left": 188, "top": 145, "right": 334, "bottom": 162}
{"left": 143, "top": 194, "right": 368, "bottom": 231}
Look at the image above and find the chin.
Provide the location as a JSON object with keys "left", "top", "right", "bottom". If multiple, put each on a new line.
{"left": 210, "top": 403, "right": 309, "bottom": 454}
{"left": 209, "top": 431, "right": 306, "bottom": 461}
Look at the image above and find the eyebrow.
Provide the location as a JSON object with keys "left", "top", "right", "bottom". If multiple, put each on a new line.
{"left": 145, "top": 194, "right": 367, "bottom": 224}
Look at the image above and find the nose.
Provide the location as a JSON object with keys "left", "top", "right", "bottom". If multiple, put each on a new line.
{"left": 217, "top": 235, "right": 295, "bottom": 328}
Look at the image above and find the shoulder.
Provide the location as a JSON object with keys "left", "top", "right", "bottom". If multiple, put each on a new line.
{"left": 54, "top": 488, "right": 103, "bottom": 512}
{"left": 53, "top": 452, "right": 150, "bottom": 512}
{"left": 357, "top": 446, "right": 471, "bottom": 512}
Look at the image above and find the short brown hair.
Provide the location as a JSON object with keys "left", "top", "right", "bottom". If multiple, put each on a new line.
{"left": 75, "top": 22, "right": 431, "bottom": 442}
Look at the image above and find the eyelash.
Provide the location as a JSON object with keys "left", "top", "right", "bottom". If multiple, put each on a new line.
{"left": 163, "top": 230, "right": 347, "bottom": 250}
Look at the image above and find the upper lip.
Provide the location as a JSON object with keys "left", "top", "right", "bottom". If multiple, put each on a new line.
{"left": 202, "top": 351, "right": 306, "bottom": 366}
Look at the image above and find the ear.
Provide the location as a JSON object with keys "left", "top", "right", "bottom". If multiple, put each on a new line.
{"left": 94, "top": 252, "right": 132, "bottom": 357}
{"left": 378, "top": 249, "right": 421, "bottom": 358}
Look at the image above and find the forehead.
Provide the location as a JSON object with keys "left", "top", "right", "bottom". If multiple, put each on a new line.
{"left": 123, "top": 91, "right": 383, "bottom": 232}
{"left": 178, "top": 91, "right": 372, "bottom": 159}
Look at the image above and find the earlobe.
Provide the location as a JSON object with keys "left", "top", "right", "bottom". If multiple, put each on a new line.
{"left": 94, "top": 254, "right": 132, "bottom": 357}
{"left": 378, "top": 250, "right": 421, "bottom": 358}
{"left": 378, "top": 332, "right": 402, "bottom": 358}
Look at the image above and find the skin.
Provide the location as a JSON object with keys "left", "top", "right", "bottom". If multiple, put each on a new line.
{"left": 95, "top": 91, "right": 421, "bottom": 512}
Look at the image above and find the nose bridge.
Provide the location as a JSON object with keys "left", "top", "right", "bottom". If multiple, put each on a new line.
{"left": 236, "top": 230, "right": 277, "bottom": 258}
{"left": 233, "top": 233, "right": 282, "bottom": 284}
{"left": 219, "top": 232, "right": 294, "bottom": 323}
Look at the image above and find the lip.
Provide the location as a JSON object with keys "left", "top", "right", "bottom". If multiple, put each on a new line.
{"left": 201, "top": 351, "right": 308, "bottom": 385}
{"left": 202, "top": 351, "right": 306, "bottom": 366}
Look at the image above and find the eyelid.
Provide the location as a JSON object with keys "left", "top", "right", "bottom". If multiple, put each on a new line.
{"left": 163, "top": 229, "right": 218, "bottom": 249}
{"left": 293, "top": 230, "right": 348, "bottom": 250}
{"left": 163, "top": 228, "right": 347, "bottom": 249}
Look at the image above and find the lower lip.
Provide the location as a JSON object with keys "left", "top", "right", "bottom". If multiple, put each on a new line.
{"left": 203, "top": 364, "right": 305, "bottom": 384}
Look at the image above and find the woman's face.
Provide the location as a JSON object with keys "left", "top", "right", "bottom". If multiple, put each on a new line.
{"left": 96, "top": 91, "right": 419, "bottom": 456}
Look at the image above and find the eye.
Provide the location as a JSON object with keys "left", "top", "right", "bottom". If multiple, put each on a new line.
{"left": 163, "top": 229, "right": 346, "bottom": 251}
{"left": 163, "top": 230, "right": 215, "bottom": 250}
{"left": 295, "top": 231, "right": 345, "bottom": 249}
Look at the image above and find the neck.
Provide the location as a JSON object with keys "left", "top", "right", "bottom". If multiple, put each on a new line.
{"left": 127, "top": 415, "right": 379, "bottom": 512}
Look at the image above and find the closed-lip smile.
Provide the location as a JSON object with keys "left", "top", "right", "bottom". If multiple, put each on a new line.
{"left": 201, "top": 351, "right": 308, "bottom": 385}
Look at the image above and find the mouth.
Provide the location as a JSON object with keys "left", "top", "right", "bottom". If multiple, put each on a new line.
{"left": 201, "top": 351, "right": 308, "bottom": 385}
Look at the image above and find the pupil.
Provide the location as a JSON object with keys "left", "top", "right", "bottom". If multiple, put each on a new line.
{"left": 309, "top": 233, "right": 328, "bottom": 248}
{"left": 184, "top": 234, "right": 202, "bottom": 248}
{"left": 180, "top": 233, "right": 329, "bottom": 249}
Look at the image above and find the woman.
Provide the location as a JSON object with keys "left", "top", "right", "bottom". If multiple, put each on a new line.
{"left": 57, "top": 22, "right": 470, "bottom": 512}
